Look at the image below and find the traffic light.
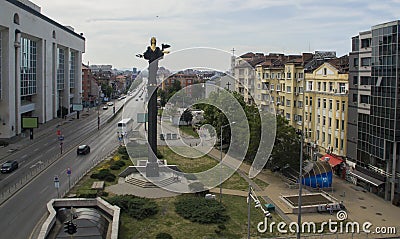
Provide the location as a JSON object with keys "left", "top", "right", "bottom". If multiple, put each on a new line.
{"left": 64, "top": 220, "right": 77, "bottom": 235}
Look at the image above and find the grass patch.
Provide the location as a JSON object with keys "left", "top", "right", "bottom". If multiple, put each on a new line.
{"left": 178, "top": 125, "right": 199, "bottom": 138}
{"left": 253, "top": 177, "right": 269, "bottom": 190}
{"left": 118, "top": 194, "right": 283, "bottom": 239}
{"left": 159, "top": 146, "right": 217, "bottom": 173}
{"left": 69, "top": 147, "right": 133, "bottom": 196}
{"left": 221, "top": 172, "right": 248, "bottom": 191}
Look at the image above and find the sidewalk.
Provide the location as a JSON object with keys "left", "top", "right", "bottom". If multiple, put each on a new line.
{"left": 0, "top": 110, "right": 94, "bottom": 162}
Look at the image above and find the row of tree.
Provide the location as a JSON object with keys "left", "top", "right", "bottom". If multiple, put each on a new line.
{"left": 195, "top": 91, "right": 303, "bottom": 170}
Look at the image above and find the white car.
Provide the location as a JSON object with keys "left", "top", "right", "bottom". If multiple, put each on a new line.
{"left": 107, "top": 102, "right": 114, "bottom": 106}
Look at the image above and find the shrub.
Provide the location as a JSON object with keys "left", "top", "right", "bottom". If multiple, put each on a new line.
{"left": 174, "top": 196, "right": 229, "bottom": 224}
{"left": 118, "top": 146, "right": 128, "bottom": 155}
{"left": 155, "top": 232, "right": 173, "bottom": 239}
{"left": 107, "top": 195, "right": 158, "bottom": 220}
{"left": 104, "top": 174, "right": 116, "bottom": 182}
{"left": 77, "top": 190, "right": 97, "bottom": 198}
{"left": 115, "top": 160, "right": 126, "bottom": 167}
{"left": 110, "top": 165, "right": 121, "bottom": 170}
{"left": 121, "top": 154, "right": 130, "bottom": 160}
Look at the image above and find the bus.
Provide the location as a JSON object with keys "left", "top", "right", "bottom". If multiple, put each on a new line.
{"left": 117, "top": 118, "right": 133, "bottom": 136}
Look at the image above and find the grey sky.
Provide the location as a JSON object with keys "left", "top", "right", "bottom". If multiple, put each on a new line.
{"left": 32, "top": 0, "right": 400, "bottom": 71}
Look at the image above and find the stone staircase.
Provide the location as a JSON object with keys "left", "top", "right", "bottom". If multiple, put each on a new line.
{"left": 125, "top": 174, "right": 179, "bottom": 188}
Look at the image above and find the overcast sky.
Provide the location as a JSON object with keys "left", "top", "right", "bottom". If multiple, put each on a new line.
{"left": 32, "top": 0, "right": 400, "bottom": 71}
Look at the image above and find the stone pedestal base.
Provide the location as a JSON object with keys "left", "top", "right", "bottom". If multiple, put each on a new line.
{"left": 145, "top": 161, "right": 160, "bottom": 177}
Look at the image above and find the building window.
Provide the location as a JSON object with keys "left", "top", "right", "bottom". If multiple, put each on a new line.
{"left": 309, "top": 112, "right": 312, "bottom": 121}
{"left": 317, "top": 98, "right": 321, "bottom": 108}
{"left": 298, "top": 72, "right": 304, "bottom": 79}
{"left": 353, "top": 76, "right": 358, "bottom": 85}
{"left": 271, "top": 84, "right": 274, "bottom": 90}
{"left": 360, "top": 76, "right": 370, "bottom": 85}
{"left": 286, "top": 113, "right": 291, "bottom": 120}
{"left": 361, "top": 57, "right": 371, "bottom": 66}
{"left": 353, "top": 94, "right": 358, "bottom": 102}
{"left": 336, "top": 119, "right": 339, "bottom": 128}
{"left": 298, "top": 115, "right": 303, "bottom": 122}
{"left": 70, "top": 51, "right": 76, "bottom": 89}
{"left": 286, "top": 99, "right": 291, "bottom": 107}
{"left": 322, "top": 132, "right": 325, "bottom": 142}
{"left": 361, "top": 38, "right": 371, "bottom": 48}
{"left": 329, "top": 82, "right": 333, "bottom": 92}
{"left": 52, "top": 30, "right": 56, "bottom": 39}
{"left": 323, "top": 116, "right": 326, "bottom": 126}
{"left": 329, "top": 117, "right": 332, "bottom": 127}
{"left": 310, "top": 97, "right": 312, "bottom": 106}
{"left": 13, "top": 13, "right": 20, "bottom": 25}
{"left": 323, "top": 82, "right": 327, "bottom": 91}
{"left": 307, "top": 81, "right": 313, "bottom": 91}
{"left": 339, "top": 83, "right": 346, "bottom": 93}
{"left": 317, "top": 130, "right": 320, "bottom": 141}
{"left": 298, "top": 101, "right": 303, "bottom": 108}
{"left": 323, "top": 99, "right": 327, "bottom": 108}
{"left": 287, "top": 72, "right": 291, "bottom": 79}
{"left": 329, "top": 99, "right": 333, "bottom": 110}
{"left": 336, "top": 100, "right": 339, "bottom": 110}
{"left": 318, "top": 82, "right": 321, "bottom": 91}
{"left": 328, "top": 134, "right": 331, "bottom": 144}
{"left": 271, "top": 73, "right": 275, "bottom": 79}
{"left": 341, "top": 120, "right": 345, "bottom": 130}
{"left": 354, "top": 58, "right": 359, "bottom": 67}
{"left": 57, "top": 48, "right": 65, "bottom": 90}
{"left": 318, "top": 116, "right": 320, "bottom": 124}
{"left": 287, "top": 86, "right": 291, "bottom": 93}
{"left": 340, "top": 139, "right": 344, "bottom": 149}
{"left": 277, "top": 73, "right": 281, "bottom": 79}
{"left": 305, "top": 96, "right": 308, "bottom": 105}
{"left": 341, "top": 101, "right": 345, "bottom": 111}
{"left": 299, "top": 87, "right": 303, "bottom": 93}
{"left": 360, "top": 95, "right": 370, "bottom": 104}
{"left": 335, "top": 138, "right": 339, "bottom": 148}
{"left": 323, "top": 68, "right": 327, "bottom": 75}
{"left": 20, "top": 37, "right": 37, "bottom": 96}
{"left": 276, "top": 84, "right": 281, "bottom": 91}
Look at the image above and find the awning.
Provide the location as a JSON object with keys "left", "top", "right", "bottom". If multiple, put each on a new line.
{"left": 349, "top": 170, "right": 385, "bottom": 187}
{"left": 319, "top": 154, "right": 343, "bottom": 167}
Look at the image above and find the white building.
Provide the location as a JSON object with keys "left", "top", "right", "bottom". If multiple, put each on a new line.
{"left": 0, "top": 0, "right": 85, "bottom": 138}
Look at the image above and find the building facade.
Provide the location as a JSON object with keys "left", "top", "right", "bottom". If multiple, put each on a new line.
{"left": 347, "top": 20, "right": 400, "bottom": 203}
{"left": 304, "top": 58, "right": 349, "bottom": 159}
{"left": 0, "top": 0, "right": 85, "bottom": 139}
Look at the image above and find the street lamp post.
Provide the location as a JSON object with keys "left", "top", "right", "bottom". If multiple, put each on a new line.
{"left": 220, "top": 121, "right": 236, "bottom": 203}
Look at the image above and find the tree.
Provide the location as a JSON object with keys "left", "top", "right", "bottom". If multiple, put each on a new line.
{"left": 180, "top": 109, "right": 193, "bottom": 125}
{"left": 269, "top": 115, "right": 302, "bottom": 169}
{"left": 198, "top": 91, "right": 302, "bottom": 170}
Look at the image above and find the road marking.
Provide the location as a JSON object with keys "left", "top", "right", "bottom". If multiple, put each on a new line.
{"left": 39, "top": 186, "right": 49, "bottom": 194}
{"left": 44, "top": 143, "right": 48, "bottom": 146}
{"left": 33, "top": 148, "right": 39, "bottom": 152}
{"left": 21, "top": 154, "right": 27, "bottom": 159}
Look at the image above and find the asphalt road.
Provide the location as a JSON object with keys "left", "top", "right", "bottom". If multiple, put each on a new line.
{"left": 0, "top": 83, "right": 146, "bottom": 239}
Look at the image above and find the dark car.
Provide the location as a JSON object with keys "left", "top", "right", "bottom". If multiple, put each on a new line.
{"left": 1, "top": 160, "right": 18, "bottom": 173}
{"left": 77, "top": 145, "right": 90, "bottom": 155}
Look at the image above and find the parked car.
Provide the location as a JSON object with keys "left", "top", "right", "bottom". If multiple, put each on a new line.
{"left": 1, "top": 160, "right": 18, "bottom": 173}
{"left": 77, "top": 145, "right": 90, "bottom": 155}
{"left": 102, "top": 105, "right": 108, "bottom": 110}
{"left": 107, "top": 102, "right": 114, "bottom": 106}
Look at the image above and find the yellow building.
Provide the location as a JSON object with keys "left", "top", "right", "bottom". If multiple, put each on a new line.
{"left": 304, "top": 56, "right": 349, "bottom": 158}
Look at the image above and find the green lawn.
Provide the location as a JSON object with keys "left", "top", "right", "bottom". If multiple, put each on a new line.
{"left": 178, "top": 125, "right": 199, "bottom": 138}
{"left": 118, "top": 194, "right": 283, "bottom": 239}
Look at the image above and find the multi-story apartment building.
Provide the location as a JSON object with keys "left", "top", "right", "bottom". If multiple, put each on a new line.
{"left": 82, "top": 64, "right": 100, "bottom": 107}
{"left": 235, "top": 52, "right": 265, "bottom": 104}
{"left": 0, "top": 0, "right": 85, "bottom": 138}
{"left": 347, "top": 20, "right": 400, "bottom": 203}
{"left": 304, "top": 56, "right": 349, "bottom": 159}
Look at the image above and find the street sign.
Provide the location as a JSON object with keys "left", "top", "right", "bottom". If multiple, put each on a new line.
{"left": 54, "top": 175, "right": 60, "bottom": 188}
{"left": 67, "top": 168, "right": 71, "bottom": 175}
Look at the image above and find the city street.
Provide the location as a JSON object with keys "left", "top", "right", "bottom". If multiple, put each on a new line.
{"left": 0, "top": 83, "right": 145, "bottom": 239}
